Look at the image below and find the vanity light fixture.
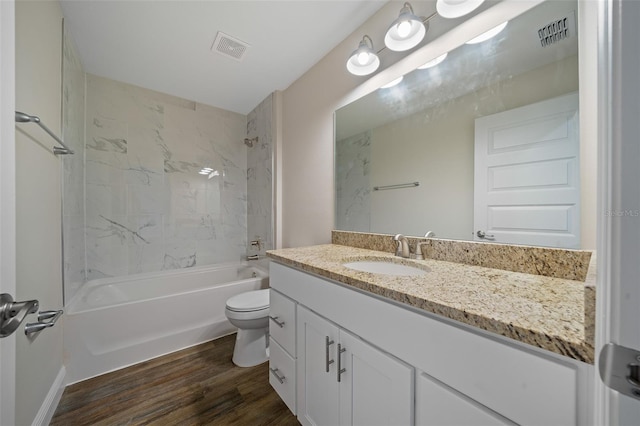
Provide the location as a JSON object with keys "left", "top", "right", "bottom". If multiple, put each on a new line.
{"left": 346, "top": 35, "right": 381, "bottom": 76}
{"left": 436, "top": 0, "right": 485, "bottom": 19}
{"left": 384, "top": 2, "right": 426, "bottom": 52}
{"left": 465, "top": 21, "right": 508, "bottom": 44}
{"left": 380, "top": 76, "right": 404, "bottom": 89}
{"left": 417, "top": 52, "right": 448, "bottom": 69}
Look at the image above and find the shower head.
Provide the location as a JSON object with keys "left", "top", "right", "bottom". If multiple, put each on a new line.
{"left": 15, "top": 111, "right": 39, "bottom": 123}
{"left": 244, "top": 136, "right": 258, "bottom": 147}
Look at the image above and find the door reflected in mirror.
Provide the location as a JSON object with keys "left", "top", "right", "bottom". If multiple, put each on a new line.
{"left": 334, "top": 0, "right": 592, "bottom": 249}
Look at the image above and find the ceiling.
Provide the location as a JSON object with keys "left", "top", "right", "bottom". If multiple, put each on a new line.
{"left": 59, "top": 0, "right": 388, "bottom": 115}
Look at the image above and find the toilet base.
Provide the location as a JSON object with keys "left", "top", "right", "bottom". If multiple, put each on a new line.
{"left": 232, "top": 328, "right": 269, "bottom": 367}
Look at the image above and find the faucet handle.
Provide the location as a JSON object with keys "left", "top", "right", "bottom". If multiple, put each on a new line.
{"left": 411, "top": 241, "right": 428, "bottom": 260}
{"left": 250, "top": 238, "right": 262, "bottom": 251}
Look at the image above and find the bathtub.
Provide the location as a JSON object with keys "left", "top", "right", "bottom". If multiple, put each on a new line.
{"left": 64, "top": 262, "right": 269, "bottom": 384}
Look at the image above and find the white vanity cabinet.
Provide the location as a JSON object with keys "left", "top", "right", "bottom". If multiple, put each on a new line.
{"left": 269, "top": 262, "right": 594, "bottom": 426}
{"left": 297, "top": 305, "right": 413, "bottom": 426}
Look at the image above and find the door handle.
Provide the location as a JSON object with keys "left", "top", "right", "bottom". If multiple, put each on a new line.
{"left": 325, "top": 336, "right": 335, "bottom": 372}
{"left": 269, "top": 367, "right": 286, "bottom": 384}
{"left": 0, "top": 293, "right": 39, "bottom": 338}
{"left": 337, "top": 343, "right": 346, "bottom": 383}
{"left": 599, "top": 342, "right": 640, "bottom": 400}
{"left": 269, "top": 316, "right": 285, "bottom": 328}
{"left": 476, "top": 230, "right": 495, "bottom": 240}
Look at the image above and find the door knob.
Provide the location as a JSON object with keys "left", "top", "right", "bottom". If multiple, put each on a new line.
{"left": 0, "top": 293, "right": 39, "bottom": 338}
{"left": 476, "top": 230, "right": 495, "bottom": 240}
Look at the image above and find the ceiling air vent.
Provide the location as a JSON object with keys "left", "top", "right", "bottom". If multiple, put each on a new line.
{"left": 211, "top": 31, "right": 249, "bottom": 62}
{"left": 538, "top": 10, "right": 576, "bottom": 48}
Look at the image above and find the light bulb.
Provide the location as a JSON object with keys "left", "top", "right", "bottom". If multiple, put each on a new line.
{"left": 397, "top": 20, "right": 412, "bottom": 38}
{"left": 357, "top": 51, "right": 370, "bottom": 65}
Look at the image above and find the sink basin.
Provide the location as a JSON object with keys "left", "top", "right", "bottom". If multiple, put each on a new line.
{"left": 342, "top": 259, "right": 428, "bottom": 276}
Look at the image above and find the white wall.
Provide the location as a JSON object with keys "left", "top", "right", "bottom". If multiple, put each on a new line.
{"left": 15, "top": 0, "right": 65, "bottom": 423}
{"left": 281, "top": 2, "right": 406, "bottom": 248}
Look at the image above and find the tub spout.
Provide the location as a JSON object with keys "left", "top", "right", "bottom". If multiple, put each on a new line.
{"left": 246, "top": 255, "right": 260, "bottom": 261}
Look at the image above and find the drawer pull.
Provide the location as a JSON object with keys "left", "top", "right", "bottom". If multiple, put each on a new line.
{"left": 326, "top": 336, "right": 335, "bottom": 372}
{"left": 269, "top": 367, "right": 286, "bottom": 384}
{"left": 269, "top": 316, "right": 285, "bottom": 328}
{"left": 337, "top": 343, "right": 347, "bottom": 382}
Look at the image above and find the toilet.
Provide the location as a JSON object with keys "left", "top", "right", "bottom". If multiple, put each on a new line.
{"left": 225, "top": 289, "right": 270, "bottom": 367}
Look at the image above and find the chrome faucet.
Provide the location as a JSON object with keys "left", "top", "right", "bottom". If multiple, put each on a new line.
{"left": 393, "top": 234, "right": 411, "bottom": 258}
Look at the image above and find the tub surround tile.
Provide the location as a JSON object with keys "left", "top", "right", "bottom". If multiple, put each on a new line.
{"left": 246, "top": 94, "right": 273, "bottom": 257}
{"left": 335, "top": 131, "right": 372, "bottom": 233}
{"left": 267, "top": 244, "right": 595, "bottom": 364}
{"left": 332, "top": 230, "right": 592, "bottom": 281}
{"left": 85, "top": 74, "right": 248, "bottom": 277}
{"left": 63, "top": 40, "right": 272, "bottom": 296}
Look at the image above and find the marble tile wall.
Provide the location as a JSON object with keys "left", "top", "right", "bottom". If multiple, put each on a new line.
{"left": 62, "top": 25, "right": 86, "bottom": 303}
{"left": 335, "top": 131, "right": 371, "bottom": 232}
{"left": 84, "top": 74, "right": 248, "bottom": 279}
{"left": 246, "top": 94, "right": 273, "bottom": 261}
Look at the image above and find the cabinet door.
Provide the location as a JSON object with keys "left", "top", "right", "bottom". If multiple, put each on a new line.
{"left": 415, "top": 372, "right": 515, "bottom": 426}
{"left": 297, "top": 306, "right": 340, "bottom": 426}
{"left": 339, "top": 330, "right": 413, "bottom": 426}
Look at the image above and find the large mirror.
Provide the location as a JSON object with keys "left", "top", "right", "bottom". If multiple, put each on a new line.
{"left": 335, "top": 0, "right": 592, "bottom": 249}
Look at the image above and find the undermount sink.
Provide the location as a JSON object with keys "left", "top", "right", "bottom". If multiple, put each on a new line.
{"left": 342, "top": 259, "right": 429, "bottom": 276}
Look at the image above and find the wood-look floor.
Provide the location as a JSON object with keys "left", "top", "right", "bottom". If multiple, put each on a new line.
{"left": 51, "top": 334, "right": 299, "bottom": 425}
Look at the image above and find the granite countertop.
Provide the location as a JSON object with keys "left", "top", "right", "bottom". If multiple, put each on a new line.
{"left": 267, "top": 244, "right": 594, "bottom": 364}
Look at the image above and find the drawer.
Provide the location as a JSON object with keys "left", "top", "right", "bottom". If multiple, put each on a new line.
{"left": 416, "top": 371, "right": 515, "bottom": 426}
{"left": 269, "top": 289, "right": 296, "bottom": 356}
{"left": 269, "top": 337, "right": 296, "bottom": 415}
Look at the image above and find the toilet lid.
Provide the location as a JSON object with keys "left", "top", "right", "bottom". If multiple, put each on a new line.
{"left": 226, "top": 289, "right": 269, "bottom": 312}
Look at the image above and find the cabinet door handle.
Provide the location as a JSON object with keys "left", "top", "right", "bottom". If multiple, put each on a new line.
{"left": 337, "top": 343, "right": 346, "bottom": 382}
{"left": 325, "top": 336, "right": 335, "bottom": 372}
{"left": 269, "top": 316, "right": 285, "bottom": 328}
{"left": 269, "top": 367, "right": 286, "bottom": 384}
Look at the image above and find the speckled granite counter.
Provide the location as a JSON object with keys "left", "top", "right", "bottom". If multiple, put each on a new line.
{"left": 267, "top": 244, "right": 595, "bottom": 364}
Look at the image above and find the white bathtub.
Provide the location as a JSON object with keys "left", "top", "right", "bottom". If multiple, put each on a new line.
{"left": 64, "top": 262, "right": 269, "bottom": 384}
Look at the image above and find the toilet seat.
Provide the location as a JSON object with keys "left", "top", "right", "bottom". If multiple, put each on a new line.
{"left": 226, "top": 289, "right": 269, "bottom": 312}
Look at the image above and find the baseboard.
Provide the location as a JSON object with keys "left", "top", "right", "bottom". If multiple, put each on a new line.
{"left": 32, "top": 366, "right": 65, "bottom": 426}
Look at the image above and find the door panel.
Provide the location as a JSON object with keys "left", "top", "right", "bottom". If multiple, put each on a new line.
{"left": 415, "top": 372, "right": 514, "bottom": 426}
{"left": 474, "top": 92, "right": 580, "bottom": 248}
{"left": 297, "top": 306, "right": 339, "bottom": 426}
{"left": 598, "top": 0, "right": 640, "bottom": 422}
{"left": 339, "top": 330, "right": 413, "bottom": 426}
